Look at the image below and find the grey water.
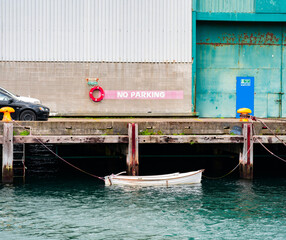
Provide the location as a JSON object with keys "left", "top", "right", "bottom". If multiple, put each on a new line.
{"left": 1, "top": 176, "right": 286, "bottom": 240}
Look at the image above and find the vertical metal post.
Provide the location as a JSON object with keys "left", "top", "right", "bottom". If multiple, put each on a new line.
{"left": 127, "top": 123, "right": 139, "bottom": 176}
{"left": 239, "top": 122, "right": 253, "bottom": 179}
{"left": 192, "top": 3, "right": 197, "bottom": 113}
{"left": 2, "top": 122, "right": 13, "bottom": 183}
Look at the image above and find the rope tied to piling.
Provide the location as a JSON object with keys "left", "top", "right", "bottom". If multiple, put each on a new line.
{"left": 12, "top": 121, "right": 105, "bottom": 181}
{"left": 35, "top": 138, "right": 105, "bottom": 181}
{"left": 256, "top": 118, "right": 286, "bottom": 147}
{"left": 253, "top": 137, "right": 286, "bottom": 163}
{"left": 251, "top": 118, "right": 286, "bottom": 164}
{"left": 202, "top": 163, "right": 240, "bottom": 180}
{"left": 203, "top": 137, "right": 254, "bottom": 180}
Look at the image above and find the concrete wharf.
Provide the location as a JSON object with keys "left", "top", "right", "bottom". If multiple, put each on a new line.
{"left": 1, "top": 118, "right": 286, "bottom": 144}
{"left": 1, "top": 118, "right": 286, "bottom": 183}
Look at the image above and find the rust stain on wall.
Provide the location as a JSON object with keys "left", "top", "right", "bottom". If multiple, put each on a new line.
{"left": 196, "top": 43, "right": 225, "bottom": 47}
{"left": 239, "top": 32, "right": 279, "bottom": 44}
{"left": 220, "top": 33, "right": 236, "bottom": 43}
{"left": 196, "top": 42, "right": 280, "bottom": 47}
{"left": 198, "top": 31, "right": 280, "bottom": 47}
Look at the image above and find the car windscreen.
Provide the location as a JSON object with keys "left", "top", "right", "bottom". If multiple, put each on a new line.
{"left": 0, "top": 92, "right": 12, "bottom": 101}
{"left": 0, "top": 88, "right": 16, "bottom": 97}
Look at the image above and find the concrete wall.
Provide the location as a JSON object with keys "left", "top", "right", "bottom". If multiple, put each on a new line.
{"left": 0, "top": 62, "right": 193, "bottom": 116}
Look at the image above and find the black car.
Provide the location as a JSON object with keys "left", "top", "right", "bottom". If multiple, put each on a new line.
{"left": 0, "top": 90, "right": 49, "bottom": 121}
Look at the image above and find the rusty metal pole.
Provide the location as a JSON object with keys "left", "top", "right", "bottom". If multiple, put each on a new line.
{"left": 239, "top": 122, "right": 253, "bottom": 179}
{"left": 2, "top": 122, "right": 14, "bottom": 183}
{"left": 127, "top": 123, "right": 139, "bottom": 176}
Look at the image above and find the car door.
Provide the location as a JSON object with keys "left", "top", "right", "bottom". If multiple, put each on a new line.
{"left": 0, "top": 92, "right": 19, "bottom": 120}
{"left": 0, "top": 92, "right": 10, "bottom": 119}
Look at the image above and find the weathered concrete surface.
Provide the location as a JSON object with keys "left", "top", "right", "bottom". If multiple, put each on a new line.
{"left": 0, "top": 118, "right": 286, "bottom": 144}
{"left": 0, "top": 62, "right": 193, "bottom": 116}
{"left": 0, "top": 118, "right": 285, "bottom": 136}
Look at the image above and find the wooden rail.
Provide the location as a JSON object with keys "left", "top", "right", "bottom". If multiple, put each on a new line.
{"left": 0, "top": 135, "right": 285, "bottom": 144}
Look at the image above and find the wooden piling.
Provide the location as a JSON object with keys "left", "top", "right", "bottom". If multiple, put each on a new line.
{"left": 127, "top": 123, "right": 139, "bottom": 176}
{"left": 239, "top": 123, "right": 253, "bottom": 179}
{"left": 2, "top": 122, "right": 13, "bottom": 183}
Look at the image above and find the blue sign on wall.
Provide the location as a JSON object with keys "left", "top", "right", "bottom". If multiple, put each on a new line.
{"left": 236, "top": 77, "right": 254, "bottom": 118}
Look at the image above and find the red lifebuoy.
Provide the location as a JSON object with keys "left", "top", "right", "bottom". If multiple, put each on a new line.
{"left": 89, "top": 86, "right": 105, "bottom": 102}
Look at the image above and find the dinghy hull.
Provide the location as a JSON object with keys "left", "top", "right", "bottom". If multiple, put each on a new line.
{"left": 105, "top": 170, "right": 204, "bottom": 186}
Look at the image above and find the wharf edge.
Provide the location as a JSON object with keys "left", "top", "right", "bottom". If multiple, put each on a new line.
{"left": 1, "top": 118, "right": 286, "bottom": 183}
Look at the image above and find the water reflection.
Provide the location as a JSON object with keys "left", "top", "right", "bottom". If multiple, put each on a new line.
{"left": 1, "top": 178, "right": 286, "bottom": 240}
{"left": 234, "top": 180, "right": 258, "bottom": 218}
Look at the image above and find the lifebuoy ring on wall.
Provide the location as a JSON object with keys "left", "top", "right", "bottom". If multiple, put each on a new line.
{"left": 89, "top": 86, "right": 105, "bottom": 102}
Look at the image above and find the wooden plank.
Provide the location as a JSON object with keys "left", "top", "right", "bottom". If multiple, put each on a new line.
{"left": 13, "top": 136, "right": 129, "bottom": 144}
{"left": 239, "top": 123, "right": 253, "bottom": 180}
{"left": 127, "top": 123, "right": 139, "bottom": 176}
{"left": 253, "top": 135, "right": 286, "bottom": 144}
{"left": 0, "top": 135, "right": 243, "bottom": 144}
{"left": 2, "top": 123, "right": 13, "bottom": 183}
{"left": 0, "top": 135, "right": 286, "bottom": 144}
{"left": 139, "top": 135, "right": 244, "bottom": 144}
{"left": 127, "top": 125, "right": 132, "bottom": 175}
{"left": 134, "top": 124, "right": 139, "bottom": 175}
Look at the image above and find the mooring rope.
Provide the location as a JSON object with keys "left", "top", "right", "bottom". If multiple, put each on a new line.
{"left": 203, "top": 120, "right": 263, "bottom": 180}
{"left": 202, "top": 163, "right": 240, "bottom": 180}
{"left": 256, "top": 118, "right": 286, "bottom": 147}
{"left": 253, "top": 136, "right": 286, "bottom": 163}
{"left": 12, "top": 121, "right": 105, "bottom": 181}
{"left": 35, "top": 138, "right": 105, "bottom": 181}
{"left": 203, "top": 137, "right": 254, "bottom": 180}
{"left": 250, "top": 119, "right": 286, "bottom": 164}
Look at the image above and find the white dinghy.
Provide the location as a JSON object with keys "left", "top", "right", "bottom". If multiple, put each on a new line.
{"left": 104, "top": 169, "right": 204, "bottom": 186}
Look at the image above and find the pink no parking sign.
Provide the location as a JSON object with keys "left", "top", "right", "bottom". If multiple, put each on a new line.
{"left": 103, "top": 90, "right": 184, "bottom": 100}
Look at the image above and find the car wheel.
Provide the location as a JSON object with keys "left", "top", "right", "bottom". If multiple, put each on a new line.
{"left": 19, "top": 110, "right": 37, "bottom": 121}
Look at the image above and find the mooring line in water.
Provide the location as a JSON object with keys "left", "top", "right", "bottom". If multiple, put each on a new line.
{"left": 203, "top": 138, "right": 254, "bottom": 180}
{"left": 202, "top": 163, "right": 240, "bottom": 180}
{"left": 36, "top": 138, "right": 105, "bottom": 180}
{"left": 12, "top": 121, "right": 105, "bottom": 181}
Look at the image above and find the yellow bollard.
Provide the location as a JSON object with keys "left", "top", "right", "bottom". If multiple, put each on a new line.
{"left": 237, "top": 108, "right": 252, "bottom": 122}
{"left": 0, "top": 107, "right": 15, "bottom": 122}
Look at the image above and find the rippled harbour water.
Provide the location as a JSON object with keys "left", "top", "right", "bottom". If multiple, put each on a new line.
{"left": 1, "top": 176, "right": 286, "bottom": 240}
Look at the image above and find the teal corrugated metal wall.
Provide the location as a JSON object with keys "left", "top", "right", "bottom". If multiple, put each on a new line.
{"left": 196, "top": 22, "right": 285, "bottom": 118}
{"left": 197, "top": 0, "right": 255, "bottom": 13}
{"left": 197, "top": 0, "right": 286, "bottom": 14}
{"left": 256, "top": 0, "right": 286, "bottom": 13}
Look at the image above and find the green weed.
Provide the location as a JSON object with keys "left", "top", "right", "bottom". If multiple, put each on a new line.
{"left": 19, "top": 130, "right": 30, "bottom": 136}
{"left": 139, "top": 129, "right": 163, "bottom": 135}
